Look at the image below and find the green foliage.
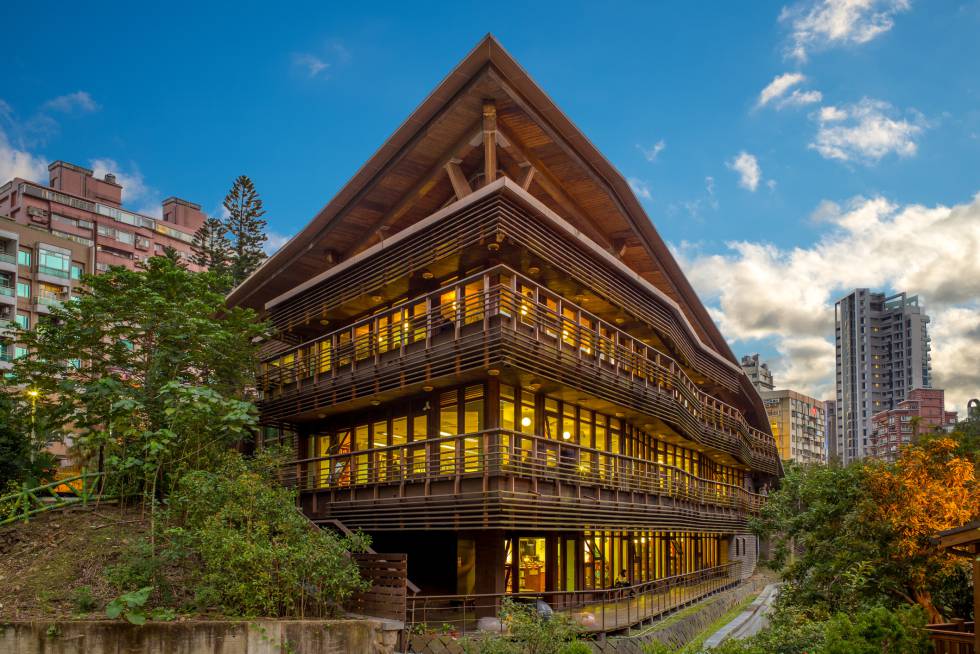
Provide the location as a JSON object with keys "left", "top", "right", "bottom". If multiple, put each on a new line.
{"left": 223, "top": 175, "right": 268, "bottom": 287}
{"left": 161, "top": 448, "right": 369, "bottom": 617}
{"left": 462, "top": 598, "right": 584, "bottom": 654}
{"left": 0, "top": 391, "right": 57, "bottom": 489}
{"left": 821, "top": 605, "right": 930, "bottom": 654}
{"left": 641, "top": 642, "right": 674, "bottom": 654}
{"left": 105, "top": 586, "right": 175, "bottom": 625}
{"left": 191, "top": 214, "right": 233, "bottom": 285}
{"left": 558, "top": 642, "right": 593, "bottom": 654}
{"left": 3, "top": 256, "right": 268, "bottom": 506}
{"left": 71, "top": 585, "right": 97, "bottom": 613}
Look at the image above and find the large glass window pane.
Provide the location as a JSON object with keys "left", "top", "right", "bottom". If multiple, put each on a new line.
{"left": 439, "top": 391, "right": 458, "bottom": 474}
{"left": 463, "top": 386, "right": 483, "bottom": 472}
{"left": 518, "top": 537, "right": 546, "bottom": 592}
{"left": 463, "top": 280, "right": 483, "bottom": 325}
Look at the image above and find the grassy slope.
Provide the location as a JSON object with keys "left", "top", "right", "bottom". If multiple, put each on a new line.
{"left": 0, "top": 505, "right": 148, "bottom": 620}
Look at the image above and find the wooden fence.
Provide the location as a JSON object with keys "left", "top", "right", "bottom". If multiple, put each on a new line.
{"left": 349, "top": 553, "right": 409, "bottom": 622}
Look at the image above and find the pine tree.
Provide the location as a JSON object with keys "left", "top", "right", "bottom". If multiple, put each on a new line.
{"left": 223, "top": 175, "right": 268, "bottom": 287}
{"left": 191, "top": 215, "right": 232, "bottom": 276}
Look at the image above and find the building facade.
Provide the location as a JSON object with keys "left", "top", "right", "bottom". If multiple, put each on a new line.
{"left": 869, "top": 388, "right": 957, "bottom": 462}
{"left": 760, "top": 389, "right": 826, "bottom": 464}
{"left": 824, "top": 399, "right": 838, "bottom": 462}
{"left": 740, "top": 354, "right": 773, "bottom": 392}
{"left": 227, "top": 36, "right": 780, "bottom": 634}
{"left": 834, "top": 289, "right": 932, "bottom": 463}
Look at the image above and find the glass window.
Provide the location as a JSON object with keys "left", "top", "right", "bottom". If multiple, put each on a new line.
{"left": 17, "top": 249, "right": 31, "bottom": 267}
{"left": 17, "top": 280, "right": 30, "bottom": 298}
{"left": 38, "top": 248, "right": 70, "bottom": 278}
{"left": 71, "top": 263, "right": 84, "bottom": 280}
{"left": 463, "top": 386, "right": 484, "bottom": 472}
{"left": 439, "top": 391, "right": 458, "bottom": 473}
{"left": 463, "top": 280, "right": 483, "bottom": 325}
{"left": 15, "top": 313, "right": 29, "bottom": 330}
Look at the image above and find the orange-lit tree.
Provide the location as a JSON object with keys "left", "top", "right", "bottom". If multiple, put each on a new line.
{"left": 865, "top": 436, "right": 980, "bottom": 622}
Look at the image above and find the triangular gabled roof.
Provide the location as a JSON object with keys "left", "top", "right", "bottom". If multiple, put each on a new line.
{"left": 228, "top": 34, "right": 738, "bottom": 369}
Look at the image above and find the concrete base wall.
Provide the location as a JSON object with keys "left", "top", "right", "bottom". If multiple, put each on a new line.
{"left": 0, "top": 618, "right": 399, "bottom": 654}
{"left": 728, "top": 534, "right": 759, "bottom": 580}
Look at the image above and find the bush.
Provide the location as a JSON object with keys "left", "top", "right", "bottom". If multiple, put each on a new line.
{"left": 463, "top": 598, "right": 584, "bottom": 654}
{"left": 163, "top": 448, "right": 369, "bottom": 617}
{"left": 821, "top": 605, "right": 930, "bottom": 654}
{"left": 72, "top": 585, "right": 97, "bottom": 613}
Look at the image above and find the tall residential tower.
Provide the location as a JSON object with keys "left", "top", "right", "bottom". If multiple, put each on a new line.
{"left": 834, "top": 290, "right": 931, "bottom": 463}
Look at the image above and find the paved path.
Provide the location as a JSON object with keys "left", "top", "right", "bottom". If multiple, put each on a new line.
{"left": 701, "top": 583, "right": 779, "bottom": 648}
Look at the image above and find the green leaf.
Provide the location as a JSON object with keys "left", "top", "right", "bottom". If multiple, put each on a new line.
{"left": 105, "top": 600, "right": 124, "bottom": 619}
{"left": 125, "top": 611, "right": 147, "bottom": 625}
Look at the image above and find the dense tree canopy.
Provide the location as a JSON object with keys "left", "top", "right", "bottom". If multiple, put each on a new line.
{"left": 1, "top": 256, "right": 268, "bottom": 500}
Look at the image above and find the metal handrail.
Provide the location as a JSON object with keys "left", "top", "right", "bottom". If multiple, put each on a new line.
{"left": 0, "top": 470, "right": 108, "bottom": 526}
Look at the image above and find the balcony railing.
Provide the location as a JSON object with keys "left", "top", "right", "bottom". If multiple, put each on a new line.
{"left": 35, "top": 294, "right": 66, "bottom": 307}
{"left": 285, "top": 429, "right": 766, "bottom": 513}
{"left": 37, "top": 264, "right": 70, "bottom": 279}
{"left": 260, "top": 266, "right": 779, "bottom": 466}
{"left": 0, "top": 285, "right": 14, "bottom": 297}
{"left": 404, "top": 561, "right": 742, "bottom": 636}
{"left": 0, "top": 252, "right": 15, "bottom": 265}
{"left": 925, "top": 621, "right": 975, "bottom": 653}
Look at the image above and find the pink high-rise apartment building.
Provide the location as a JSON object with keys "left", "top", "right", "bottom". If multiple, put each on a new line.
{"left": 869, "top": 388, "right": 957, "bottom": 462}
{"left": 0, "top": 160, "right": 205, "bottom": 371}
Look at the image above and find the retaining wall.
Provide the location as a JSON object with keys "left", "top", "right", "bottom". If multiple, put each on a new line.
{"left": 0, "top": 618, "right": 399, "bottom": 654}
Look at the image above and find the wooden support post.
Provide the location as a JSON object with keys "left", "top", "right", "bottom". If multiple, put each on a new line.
{"left": 483, "top": 101, "right": 497, "bottom": 182}
{"left": 444, "top": 160, "right": 472, "bottom": 199}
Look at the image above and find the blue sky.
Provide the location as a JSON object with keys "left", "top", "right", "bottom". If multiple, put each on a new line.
{"left": 2, "top": 1, "right": 979, "bottom": 408}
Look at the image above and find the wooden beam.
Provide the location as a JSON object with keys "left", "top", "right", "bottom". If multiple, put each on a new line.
{"left": 520, "top": 164, "right": 535, "bottom": 190}
{"left": 346, "top": 121, "right": 483, "bottom": 255}
{"left": 483, "top": 101, "right": 497, "bottom": 183}
{"left": 496, "top": 122, "right": 614, "bottom": 250}
{"left": 444, "top": 160, "right": 472, "bottom": 200}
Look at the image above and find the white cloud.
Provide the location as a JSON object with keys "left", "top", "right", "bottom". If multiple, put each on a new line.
{"left": 637, "top": 140, "right": 666, "bottom": 162}
{"left": 727, "top": 152, "right": 762, "bottom": 191}
{"left": 677, "top": 192, "right": 980, "bottom": 411}
{"left": 758, "top": 72, "right": 806, "bottom": 107}
{"left": 778, "top": 89, "right": 823, "bottom": 109}
{"left": 780, "top": 0, "right": 911, "bottom": 62}
{"left": 628, "top": 177, "right": 652, "bottom": 200}
{"left": 0, "top": 128, "right": 47, "bottom": 182}
{"left": 810, "top": 98, "right": 925, "bottom": 163}
{"left": 293, "top": 53, "right": 329, "bottom": 78}
{"left": 265, "top": 231, "right": 293, "bottom": 255}
{"left": 90, "top": 158, "right": 151, "bottom": 203}
{"left": 42, "top": 91, "right": 99, "bottom": 113}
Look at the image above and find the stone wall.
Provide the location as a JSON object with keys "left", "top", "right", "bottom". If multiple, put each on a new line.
{"left": 591, "top": 576, "right": 767, "bottom": 654}
{"left": 0, "top": 618, "right": 400, "bottom": 654}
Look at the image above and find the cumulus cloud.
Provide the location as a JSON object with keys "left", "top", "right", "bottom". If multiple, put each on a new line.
{"left": 810, "top": 98, "right": 925, "bottom": 163}
{"left": 0, "top": 129, "right": 48, "bottom": 182}
{"left": 779, "top": 89, "right": 823, "bottom": 109}
{"left": 758, "top": 73, "right": 806, "bottom": 107}
{"left": 727, "top": 152, "right": 763, "bottom": 191}
{"left": 637, "top": 140, "right": 666, "bottom": 162}
{"left": 42, "top": 91, "right": 99, "bottom": 113}
{"left": 628, "top": 177, "right": 652, "bottom": 200}
{"left": 780, "top": 0, "right": 911, "bottom": 62}
{"left": 677, "top": 192, "right": 980, "bottom": 411}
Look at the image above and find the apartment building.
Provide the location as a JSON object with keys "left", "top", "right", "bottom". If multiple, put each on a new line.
{"left": 824, "top": 399, "right": 838, "bottom": 462}
{"left": 869, "top": 388, "right": 957, "bottom": 462}
{"left": 740, "top": 354, "right": 774, "bottom": 392}
{"left": 834, "top": 290, "right": 931, "bottom": 463}
{"left": 761, "top": 389, "right": 827, "bottom": 464}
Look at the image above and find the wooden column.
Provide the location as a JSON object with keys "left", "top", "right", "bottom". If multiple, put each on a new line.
{"left": 475, "top": 530, "right": 506, "bottom": 617}
{"left": 483, "top": 101, "right": 497, "bottom": 182}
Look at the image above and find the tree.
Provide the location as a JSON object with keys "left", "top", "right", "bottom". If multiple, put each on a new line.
{"left": 191, "top": 215, "right": 232, "bottom": 280}
{"left": 865, "top": 437, "right": 980, "bottom": 621}
{"left": 222, "top": 175, "right": 267, "bottom": 287}
{"left": 3, "top": 257, "right": 269, "bottom": 504}
{"left": 0, "top": 392, "right": 56, "bottom": 490}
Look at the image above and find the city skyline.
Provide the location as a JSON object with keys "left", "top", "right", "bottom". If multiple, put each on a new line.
{"left": 1, "top": 1, "right": 978, "bottom": 410}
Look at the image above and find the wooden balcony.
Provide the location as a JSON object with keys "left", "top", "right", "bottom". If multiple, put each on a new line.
{"left": 260, "top": 266, "right": 779, "bottom": 473}
{"left": 286, "top": 429, "right": 765, "bottom": 533}
{"left": 926, "top": 622, "right": 975, "bottom": 654}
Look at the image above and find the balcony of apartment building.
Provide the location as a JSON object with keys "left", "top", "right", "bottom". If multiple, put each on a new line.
{"left": 260, "top": 265, "right": 779, "bottom": 475}
{"left": 0, "top": 270, "right": 16, "bottom": 308}
{"left": 33, "top": 281, "right": 70, "bottom": 314}
{"left": 0, "top": 229, "right": 17, "bottom": 275}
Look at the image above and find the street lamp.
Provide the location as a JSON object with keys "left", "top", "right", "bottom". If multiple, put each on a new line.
{"left": 27, "top": 389, "right": 39, "bottom": 462}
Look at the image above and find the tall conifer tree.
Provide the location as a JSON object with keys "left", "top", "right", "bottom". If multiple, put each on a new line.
{"left": 191, "top": 215, "right": 232, "bottom": 278}
{"left": 223, "top": 175, "right": 267, "bottom": 287}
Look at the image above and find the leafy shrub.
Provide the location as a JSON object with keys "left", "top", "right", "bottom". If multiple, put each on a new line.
{"left": 463, "top": 598, "right": 584, "bottom": 654}
{"left": 105, "top": 587, "right": 175, "bottom": 625}
{"left": 163, "top": 448, "right": 369, "bottom": 617}
{"left": 821, "top": 605, "right": 930, "bottom": 654}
